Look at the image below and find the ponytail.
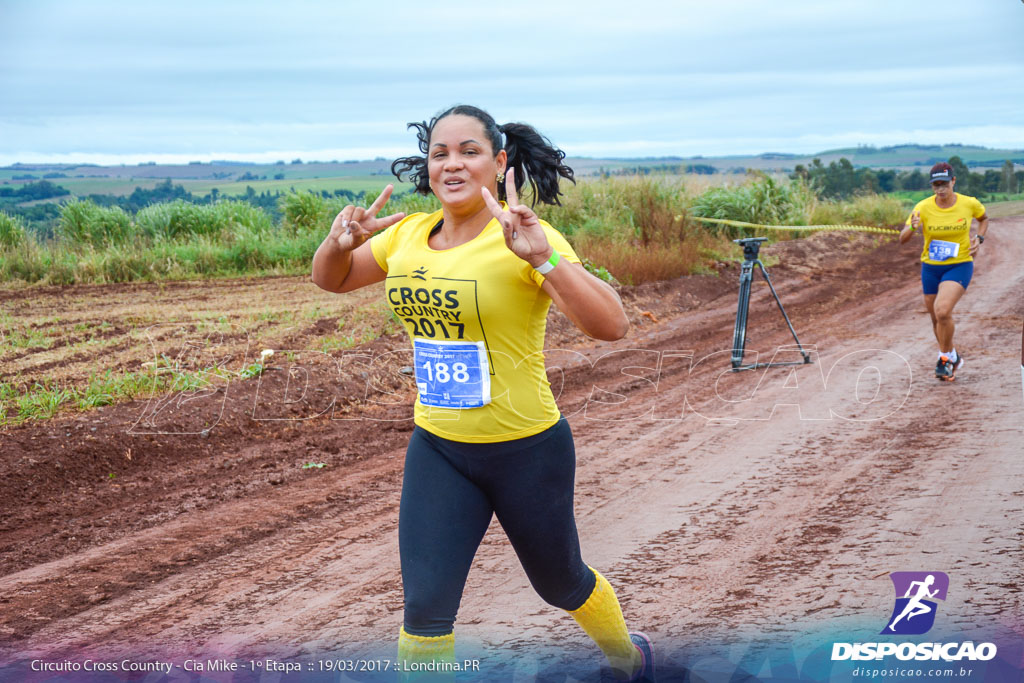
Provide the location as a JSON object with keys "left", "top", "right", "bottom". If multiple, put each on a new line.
{"left": 391, "top": 104, "right": 575, "bottom": 206}
{"left": 499, "top": 122, "right": 575, "bottom": 206}
{"left": 390, "top": 120, "right": 432, "bottom": 196}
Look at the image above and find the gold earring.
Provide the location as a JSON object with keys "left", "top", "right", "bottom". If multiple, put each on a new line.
{"left": 496, "top": 172, "right": 505, "bottom": 183}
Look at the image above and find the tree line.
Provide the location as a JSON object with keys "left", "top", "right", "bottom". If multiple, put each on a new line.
{"left": 0, "top": 179, "right": 70, "bottom": 203}
{"left": 599, "top": 163, "right": 723, "bottom": 177}
{"left": 792, "top": 157, "right": 1022, "bottom": 199}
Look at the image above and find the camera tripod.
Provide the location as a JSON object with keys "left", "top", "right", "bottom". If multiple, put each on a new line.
{"left": 730, "top": 237, "right": 812, "bottom": 371}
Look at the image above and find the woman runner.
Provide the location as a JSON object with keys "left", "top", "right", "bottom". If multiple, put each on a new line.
{"left": 899, "top": 161, "right": 989, "bottom": 381}
{"left": 311, "top": 104, "right": 655, "bottom": 682}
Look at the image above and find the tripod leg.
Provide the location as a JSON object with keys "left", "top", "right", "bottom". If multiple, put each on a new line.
{"left": 755, "top": 261, "right": 810, "bottom": 362}
{"left": 732, "top": 262, "right": 754, "bottom": 368}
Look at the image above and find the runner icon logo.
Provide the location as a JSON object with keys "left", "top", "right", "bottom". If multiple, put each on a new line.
{"left": 832, "top": 571, "right": 995, "bottom": 662}
{"left": 882, "top": 571, "right": 949, "bottom": 635}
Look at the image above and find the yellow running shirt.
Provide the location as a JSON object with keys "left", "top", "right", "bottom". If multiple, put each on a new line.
{"left": 907, "top": 193, "right": 985, "bottom": 265}
{"left": 370, "top": 208, "right": 581, "bottom": 443}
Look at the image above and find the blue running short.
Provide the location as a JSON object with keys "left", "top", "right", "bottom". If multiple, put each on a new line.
{"left": 921, "top": 261, "right": 973, "bottom": 295}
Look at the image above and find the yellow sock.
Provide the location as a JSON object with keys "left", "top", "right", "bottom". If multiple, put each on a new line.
{"left": 567, "top": 568, "right": 641, "bottom": 680}
{"left": 397, "top": 627, "right": 455, "bottom": 682}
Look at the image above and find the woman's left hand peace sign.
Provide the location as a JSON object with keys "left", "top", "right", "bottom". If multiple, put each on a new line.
{"left": 481, "top": 168, "right": 553, "bottom": 267}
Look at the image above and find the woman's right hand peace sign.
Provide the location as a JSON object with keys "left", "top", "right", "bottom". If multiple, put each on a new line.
{"left": 330, "top": 184, "right": 406, "bottom": 252}
{"left": 481, "top": 168, "right": 552, "bottom": 267}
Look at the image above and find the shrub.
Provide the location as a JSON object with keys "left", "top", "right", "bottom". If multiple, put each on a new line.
{"left": 0, "top": 211, "right": 27, "bottom": 248}
{"left": 58, "top": 200, "right": 132, "bottom": 246}
{"left": 387, "top": 191, "right": 440, "bottom": 217}
{"left": 279, "top": 191, "right": 328, "bottom": 234}
{"left": 688, "top": 175, "right": 815, "bottom": 237}
{"left": 136, "top": 200, "right": 272, "bottom": 241}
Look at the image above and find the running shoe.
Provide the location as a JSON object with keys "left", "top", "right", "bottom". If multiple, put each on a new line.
{"left": 629, "top": 631, "right": 656, "bottom": 683}
{"left": 949, "top": 353, "right": 965, "bottom": 380}
{"left": 935, "top": 356, "right": 953, "bottom": 381}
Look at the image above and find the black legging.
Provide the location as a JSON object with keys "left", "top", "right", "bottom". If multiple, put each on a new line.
{"left": 399, "top": 418, "right": 597, "bottom": 636}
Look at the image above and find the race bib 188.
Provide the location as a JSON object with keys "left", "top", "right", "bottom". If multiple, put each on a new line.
{"left": 928, "top": 239, "right": 960, "bottom": 261}
{"left": 413, "top": 338, "right": 491, "bottom": 409}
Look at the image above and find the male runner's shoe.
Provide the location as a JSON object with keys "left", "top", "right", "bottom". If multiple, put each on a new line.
{"left": 935, "top": 356, "right": 953, "bottom": 381}
{"left": 628, "top": 632, "right": 656, "bottom": 683}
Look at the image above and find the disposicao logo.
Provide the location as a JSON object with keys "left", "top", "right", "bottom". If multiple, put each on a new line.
{"left": 831, "top": 572, "right": 997, "bottom": 662}
{"left": 883, "top": 571, "right": 948, "bottom": 635}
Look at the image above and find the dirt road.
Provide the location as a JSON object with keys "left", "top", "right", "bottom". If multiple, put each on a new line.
{"left": 1, "top": 221, "right": 1022, "bottom": 681}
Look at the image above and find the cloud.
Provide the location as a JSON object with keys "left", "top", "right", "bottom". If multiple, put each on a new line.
{"left": 2, "top": 0, "right": 1022, "bottom": 163}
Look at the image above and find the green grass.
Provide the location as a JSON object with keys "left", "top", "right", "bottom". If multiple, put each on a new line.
{"left": 59, "top": 200, "right": 133, "bottom": 244}
{"left": 0, "top": 353, "right": 260, "bottom": 426}
{"left": 1, "top": 324, "right": 55, "bottom": 351}
{"left": 15, "top": 381, "right": 76, "bottom": 421}
{"left": 32, "top": 177, "right": 170, "bottom": 196}
{"left": 239, "top": 362, "right": 266, "bottom": 379}
{"left": 0, "top": 198, "right": 326, "bottom": 284}
{"left": 256, "top": 307, "right": 295, "bottom": 323}
{"left": 888, "top": 190, "right": 933, "bottom": 204}
{"left": 0, "top": 211, "right": 27, "bottom": 247}
{"left": 984, "top": 192, "right": 1024, "bottom": 205}
{"left": 686, "top": 175, "right": 816, "bottom": 236}
{"left": 809, "top": 194, "right": 907, "bottom": 227}
{"left": 134, "top": 199, "right": 273, "bottom": 240}
{"left": 316, "top": 335, "right": 359, "bottom": 353}
{"left": 277, "top": 188, "right": 439, "bottom": 236}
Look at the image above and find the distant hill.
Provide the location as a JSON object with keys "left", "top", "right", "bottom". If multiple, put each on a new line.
{"left": 790, "top": 144, "right": 1024, "bottom": 168}
{"left": 570, "top": 144, "right": 1024, "bottom": 174}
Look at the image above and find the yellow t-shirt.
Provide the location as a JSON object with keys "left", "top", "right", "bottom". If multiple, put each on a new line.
{"left": 907, "top": 193, "right": 985, "bottom": 265}
{"left": 370, "top": 209, "right": 581, "bottom": 443}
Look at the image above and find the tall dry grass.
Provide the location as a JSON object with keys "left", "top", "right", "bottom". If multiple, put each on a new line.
{"left": 548, "top": 175, "right": 789, "bottom": 284}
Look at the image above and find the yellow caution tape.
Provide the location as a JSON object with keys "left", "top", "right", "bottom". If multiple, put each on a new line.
{"left": 682, "top": 215, "right": 900, "bottom": 235}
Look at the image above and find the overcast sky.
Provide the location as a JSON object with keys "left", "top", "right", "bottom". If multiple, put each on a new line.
{"left": 1, "top": 0, "right": 1022, "bottom": 165}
